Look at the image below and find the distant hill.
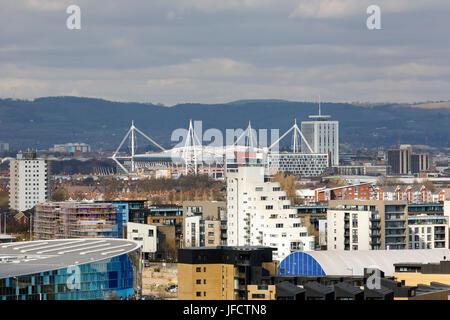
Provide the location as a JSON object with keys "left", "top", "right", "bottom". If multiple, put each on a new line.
{"left": 0, "top": 96, "right": 448, "bottom": 151}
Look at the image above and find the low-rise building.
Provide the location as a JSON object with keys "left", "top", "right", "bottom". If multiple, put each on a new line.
{"left": 126, "top": 222, "right": 157, "bottom": 259}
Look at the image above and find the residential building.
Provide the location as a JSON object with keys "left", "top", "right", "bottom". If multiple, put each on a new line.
{"left": 183, "top": 200, "right": 227, "bottom": 247}
{"left": 327, "top": 200, "right": 409, "bottom": 251}
{"left": 374, "top": 185, "right": 436, "bottom": 203}
{"left": 33, "top": 202, "right": 123, "bottom": 239}
{"left": 408, "top": 215, "right": 448, "bottom": 249}
{"left": 314, "top": 183, "right": 373, "bottom": 202}
{"left": 177, "top": 246, "right": 277, "bottom": 300}
{"left": 126, "top": 222, "right": 157, "bottom": 259}
{"left": 147, "top": 204, "right": 183, "bottom": 260}
{"left": 9, "top": 151, "right": 49, "bottom": 212}
{"left": 293, "top": 205, "right": 327, "bottom": 249}
{"left": 226, "top": 161, "right": 314, "bottom": 262}
{"left": 301, "top": 106, "right": 339, "bottom": 166}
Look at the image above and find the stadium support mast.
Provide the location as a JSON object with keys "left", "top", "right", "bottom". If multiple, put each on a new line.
{"left": 111, "top": 121, "right": 166, "bottom": 174}
{"left": 268, "top": 120, "right": 314, "bottom": 153}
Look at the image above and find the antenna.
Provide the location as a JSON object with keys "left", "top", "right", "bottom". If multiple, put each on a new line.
{"left": 318, "top": 95, "right": 321, "bottom": 116}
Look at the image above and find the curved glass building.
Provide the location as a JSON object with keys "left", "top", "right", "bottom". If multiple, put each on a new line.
{"left": 0, "top": 238, "right": 142, "bottom": 300}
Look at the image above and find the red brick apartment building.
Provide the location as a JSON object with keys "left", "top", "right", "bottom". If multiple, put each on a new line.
{"left": 314, "top": 183, "right": 373, "bottom": 202}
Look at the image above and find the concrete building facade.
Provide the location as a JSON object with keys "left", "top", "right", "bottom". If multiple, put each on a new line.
{"left": 301, "top": 108, "right": 339, "bottom": 166}
{"left": 226, "top": 163, "right": 314, "bottom": 262}
{"left": 9, "top": 151, "right": 48, "bottom": 212}
{"left": 327, "top": 200, "right": 409, "bottom": 251}
{"left": 126, "top": 222, "right": 157, "bottom": 259}
{"left": 183, "top": 201, "right": 227, "bottom": 248}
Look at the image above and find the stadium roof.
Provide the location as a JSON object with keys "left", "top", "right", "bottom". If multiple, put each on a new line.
{"left": 279, "top": 249, "right": 450, "bottom": 277}
{"left": 0, "top": 238, "right": 141, "bottom": 279}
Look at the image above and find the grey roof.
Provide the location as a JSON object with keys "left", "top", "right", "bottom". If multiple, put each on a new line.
{"left": 299, "top": 249, "right": 450, "bottom": 276}
{"left": 334, "top": 282, "right": 363, "bottom": 296}
{"left": 0, "top": 238, "right": 141, "bottom": 279}
{"left": 275, "top": 281, "right": 305, "bottom": 297}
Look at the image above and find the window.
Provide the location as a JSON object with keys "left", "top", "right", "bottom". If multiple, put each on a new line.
{"left": 148, "top": 229, "right": 154, "bottom": 237}
{"left": 275, "top": 224, "right": 283, "bottom": 228}
{"left": 196, "top": 279, "right": 201, "bottom": 284}
{"left": 265, "top": 205, "right": 273, "bottom": 210}
{"left": 132, "top": 229, "right": 138, "bottom": 233}
{"left": 196, "top": 292, "right": 201, "bottom": 297}
{"left": 196, "top": 267, "right": 201, "bottom": 272}
{"left": 252, "top": 294, "right": 265, "bottom": 299}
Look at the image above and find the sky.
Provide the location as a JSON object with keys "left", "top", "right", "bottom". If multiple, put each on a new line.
{"left": 1, "top": 0, "right": 450, "bottom": 105}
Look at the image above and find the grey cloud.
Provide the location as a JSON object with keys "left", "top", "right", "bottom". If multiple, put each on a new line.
{"left": 0, "top": 1, "right": 449, "bottom": 104}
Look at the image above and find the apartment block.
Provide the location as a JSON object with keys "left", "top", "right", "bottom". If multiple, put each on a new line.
{"left": 314, "top": 183, "right": 373, "bottom": 202}
{"left": 408, "top": 215, "right": 448, "bottom": 249}
{"left": 226, "top": 162, "right": 314, "bottom": 262}
{"left": 183, "top": 201, "right": 227, "bottom": 247}
{"left": 327, "top": 200, "right": 408, "bottom": 251}
{"left": 9, "top": 151, "right": 49, "bottom": 212}
{"left": 177, "top": 246, "right": 276, "bottom": 300}
{"left": 126, "top": 222, "right": 157, "bottom": 259}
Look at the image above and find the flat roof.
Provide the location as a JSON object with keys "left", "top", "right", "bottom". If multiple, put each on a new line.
{"left": 0, "top": 238, "right": 141, "bottom": 279}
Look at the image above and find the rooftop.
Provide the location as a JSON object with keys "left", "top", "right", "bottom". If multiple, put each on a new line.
{"left": 0, "top": 238, "right": 141, "bottom": 279}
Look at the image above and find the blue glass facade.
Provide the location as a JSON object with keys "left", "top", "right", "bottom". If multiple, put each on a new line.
{"left": 277, "top": 252, "right": 326, "bottom": 276}
{"left": 0, "top": 251, "right": 141, "bottom": 300}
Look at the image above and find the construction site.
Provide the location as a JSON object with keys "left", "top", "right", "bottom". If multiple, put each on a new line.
{"left": 32, "top": 202, "right": 122, "bottom": 240}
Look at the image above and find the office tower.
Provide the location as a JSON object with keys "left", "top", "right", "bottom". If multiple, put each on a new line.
{"left": 9, "top": 151, "right": 48, "bottom": 212}
{"left": 388, "top": 145, "right": 430, "bottom": 175}
{"left": 301, "top": 103, "right": 339, "bottom": 166}
{"left": 411, "top": 153, "right": 430, "bottom": 174}
{"left": 226, "top": 159, "right": 314, "bottom": 262}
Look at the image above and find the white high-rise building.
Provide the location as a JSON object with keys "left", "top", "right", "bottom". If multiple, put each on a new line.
{"left": 226, "top": 160, "right": 314, "bottom": 262}
{"left": 9, "top": 152, "right": 48, "bottom": 212}
{"left": 301, "top": 103, "right": 339, "bottom": 166}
